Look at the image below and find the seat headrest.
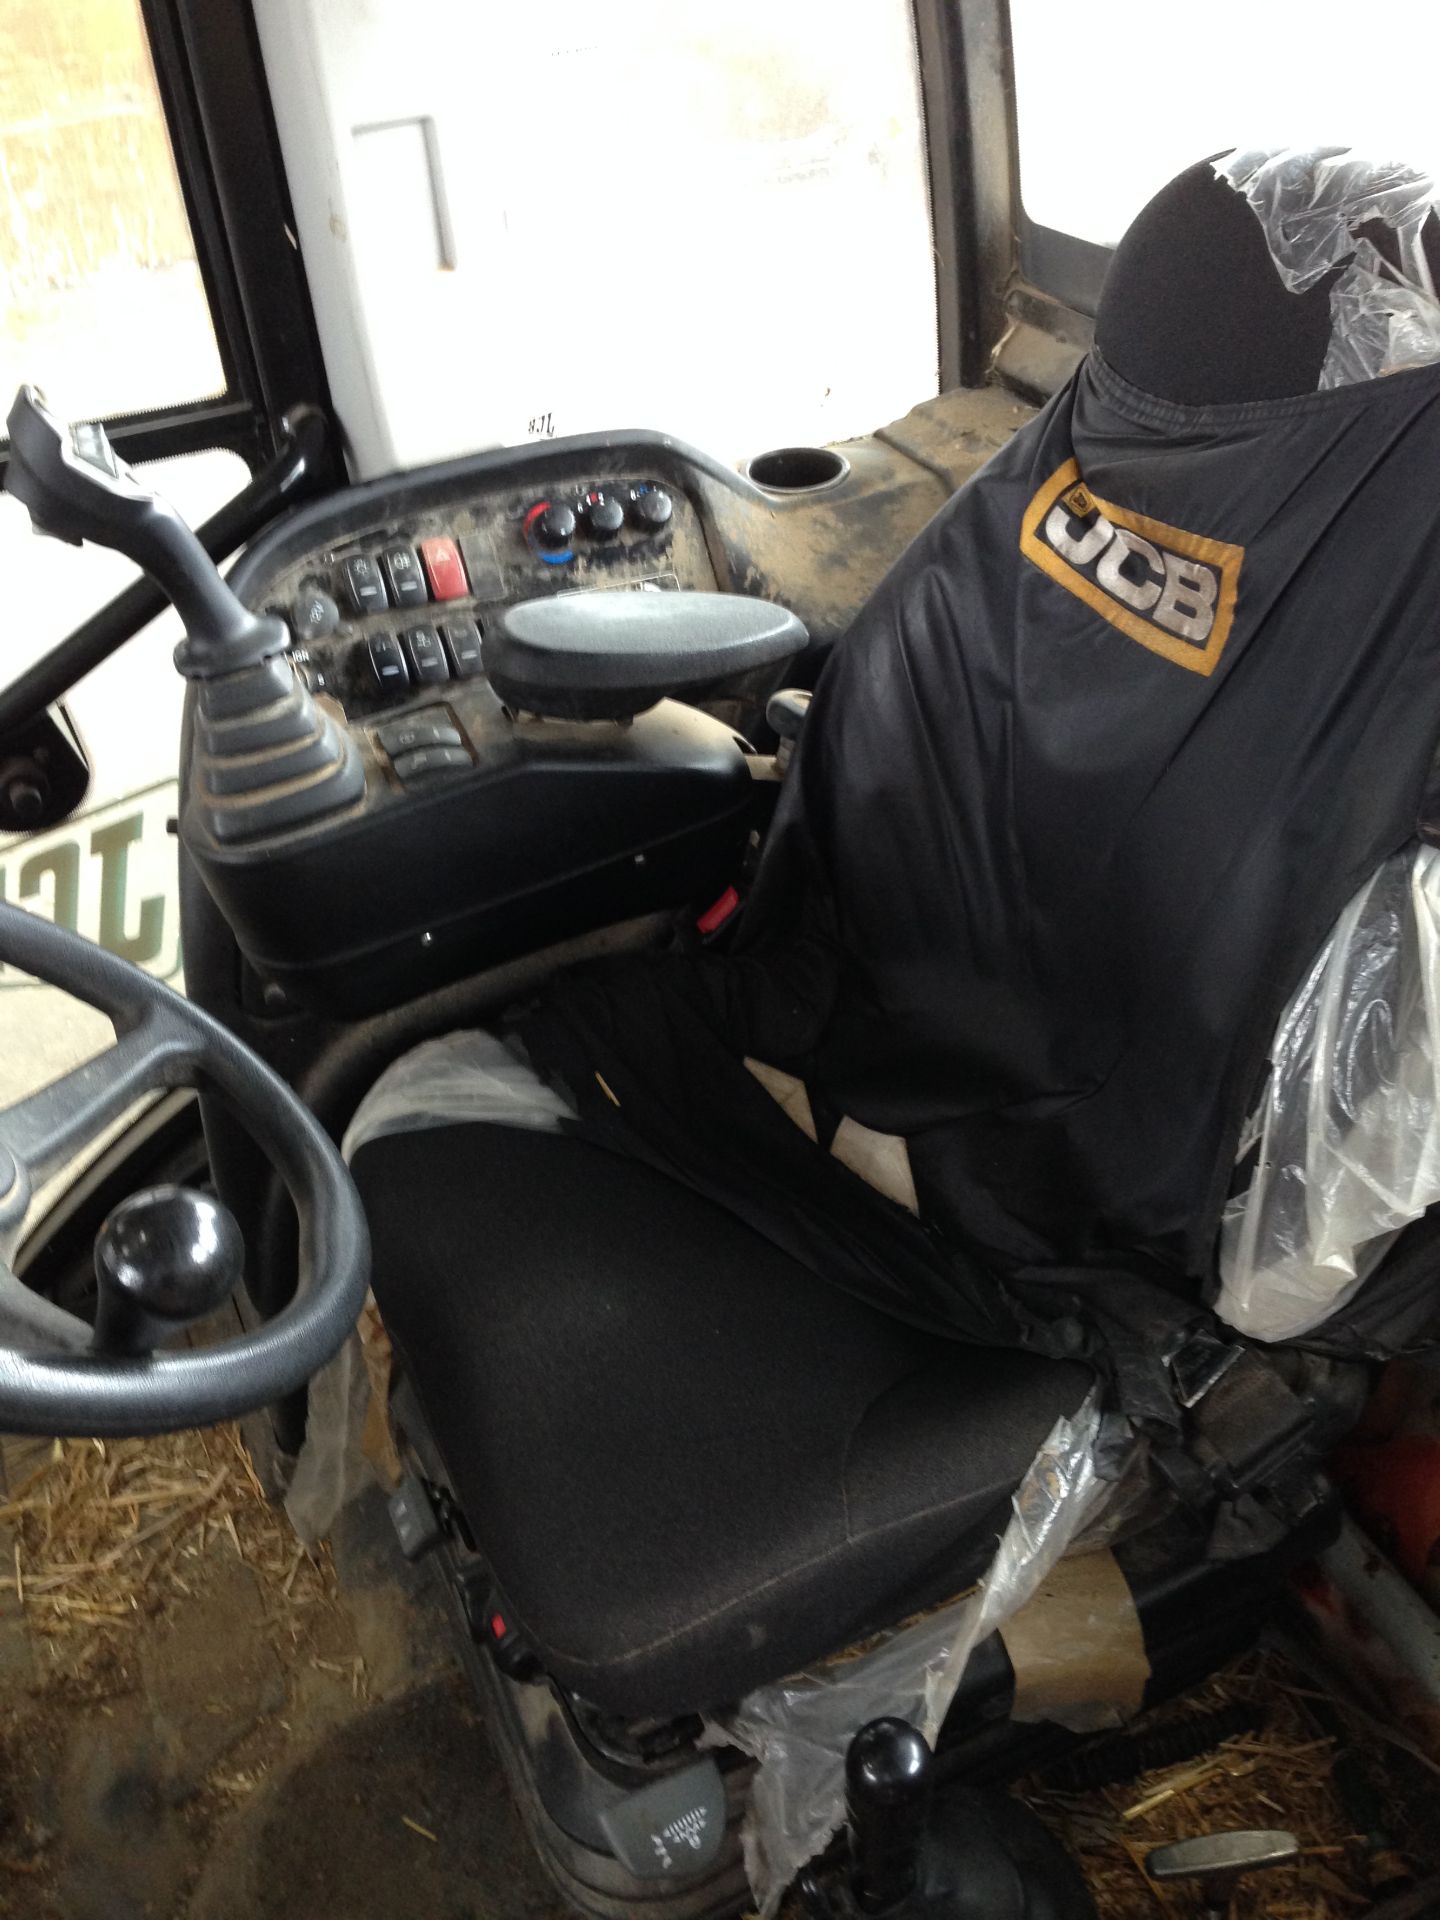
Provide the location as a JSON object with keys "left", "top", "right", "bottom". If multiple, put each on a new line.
{"left": 1097, "top": 149, "right": 1440, "bottom": 406}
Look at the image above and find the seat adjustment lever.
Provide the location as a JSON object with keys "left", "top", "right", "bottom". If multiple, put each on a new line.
{"left": 1146, "top": 1828, "right": 1299, "bottom": 1918}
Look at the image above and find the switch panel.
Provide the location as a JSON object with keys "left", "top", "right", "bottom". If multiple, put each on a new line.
{"left": 266, "top": 454, "right": 703, "bottom": 733}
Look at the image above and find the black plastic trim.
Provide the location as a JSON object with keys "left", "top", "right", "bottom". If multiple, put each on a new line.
{"left": 1018, "top": 215, "right": 1113, "bottom": 321}
{"left": 913, "top": 0, "right": 1022, "bottom": 389}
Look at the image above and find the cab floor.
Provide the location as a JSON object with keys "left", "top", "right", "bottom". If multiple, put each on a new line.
{"left": 0, "top": 1440, "right": 569, "bottom": 1920}
{"left": 1, "top": 1429, "right": 1435, "bottom": 1920}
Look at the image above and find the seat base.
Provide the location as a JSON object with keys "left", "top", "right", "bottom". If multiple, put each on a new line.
{"left": 448, "top": 1542, "right": 753, "bottom": 1920}
{"left": 393, "top": 1371, "right": 1337, "bottom": 1920}
{"left": 355, "top": 1119, "right": 1092, "bottom": 1717}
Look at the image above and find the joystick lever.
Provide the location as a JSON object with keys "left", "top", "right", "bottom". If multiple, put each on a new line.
{"left": 4, "top": 385, "right": 363, "bottom": 841}
{"left": 5, "top": 386, "right": 283, "bottom": 678}
{"left": 93, "top": 1186, "right": 245, "bottom": 1357}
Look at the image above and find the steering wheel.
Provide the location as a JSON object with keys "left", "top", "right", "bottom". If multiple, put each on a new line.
{"left": 0, "top": 386, "right": 370, "bottom": 1436}
{"left": 0, "top": 900, "right": 368, "bottom": 1434}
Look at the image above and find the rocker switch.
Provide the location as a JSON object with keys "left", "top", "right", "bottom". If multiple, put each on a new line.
{"left": 367, "top": 630, "right": 409, "bottom": 693}
{"left": 341, "top": 552, "right": 388, "bottom": 616}
{"left": 418, "top": 535, "right": 468, "bottom": 600}
{"left": 441, "top": 617, "right": 484, "bottom": 677}
{"left": 402, "top": 624, "right": 451, "bottom": 685}
{"left": 380, "top": 544, "right": 428, "bottom": 607}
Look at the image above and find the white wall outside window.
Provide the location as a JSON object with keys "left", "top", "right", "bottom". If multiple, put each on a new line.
{"left": 1012, "top": 1, "right": 1440, "bottom": 248}
{"left": 254, "top": 0, "right": 940, "bottom": 476}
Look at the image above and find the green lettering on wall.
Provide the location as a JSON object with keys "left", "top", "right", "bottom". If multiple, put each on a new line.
{"left": 19, "top": 841, "right": 80, "bottom": 931}
{"left": 90, "top": 813, "right": 163, "bottom": 965}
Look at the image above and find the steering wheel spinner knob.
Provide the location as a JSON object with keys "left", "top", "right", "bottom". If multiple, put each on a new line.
{"left": 93, "top": 1186, "right": 244, "bottom": 1357}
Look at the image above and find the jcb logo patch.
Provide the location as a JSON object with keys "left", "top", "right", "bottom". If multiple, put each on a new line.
{"left": 1020, "top": 459, "right": 1244, "bottom": 676}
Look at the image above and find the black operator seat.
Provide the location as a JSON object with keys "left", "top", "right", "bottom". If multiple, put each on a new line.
{"left": 356, "top": 1122, "right": 1089, "bottom": 1717}
{"left": 354, "top": 154, "right": 1440, "bottom": 1720}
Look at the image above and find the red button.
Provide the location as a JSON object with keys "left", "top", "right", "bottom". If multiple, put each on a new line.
{"left": 696, "top": 885, "right": 740, "bottom": 935}
{"left": 418, "top": 535, "right": 468, "bottom": 601}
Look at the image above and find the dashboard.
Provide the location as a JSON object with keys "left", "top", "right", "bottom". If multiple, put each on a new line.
{"left": 184, "top": 394, "right": 1028, "bottom": 1018}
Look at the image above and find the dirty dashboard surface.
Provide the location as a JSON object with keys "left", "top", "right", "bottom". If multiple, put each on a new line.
{"left": 192, "top": 385, "right": 1034, "bottom": 1020}
{"left": 238, "top": 383, "right": 1035, "bottom": 680}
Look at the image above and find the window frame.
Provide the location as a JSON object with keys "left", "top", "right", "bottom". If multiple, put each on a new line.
{"left": 911, "top": 0, "right": 1097, "bottom": 404}
{"left": 913, "top": 0, "right": 1020, "bottom": 391}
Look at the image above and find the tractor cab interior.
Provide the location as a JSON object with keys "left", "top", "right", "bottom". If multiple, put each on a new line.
{"left": 7, "top": 9, "right": 1440, "bottom": 1920}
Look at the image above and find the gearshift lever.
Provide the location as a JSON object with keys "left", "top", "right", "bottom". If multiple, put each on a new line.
{"left": 4, "top": 386, "right": 363, "bottom": 842}
{"left": 845, "top": 1718, "right": 933, "bottom": 1915}
{"left": 93, "top": 1186, "right": 245, "bottom": 1357}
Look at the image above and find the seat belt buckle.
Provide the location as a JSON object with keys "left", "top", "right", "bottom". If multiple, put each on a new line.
{"left": 1155, "top": 1341, "right": 1323, "bottom": 1553}
{"left": 1166, "top": 1326, "right": 1243, "bottom": 1408}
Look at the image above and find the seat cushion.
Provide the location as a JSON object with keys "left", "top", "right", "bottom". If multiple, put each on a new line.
{"left": 353, "top": 1122, "right": 1092, "bottom": 1718}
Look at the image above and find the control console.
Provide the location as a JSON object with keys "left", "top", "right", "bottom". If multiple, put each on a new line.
{"left": 170, "top": 439, "right": 785, "bottom": 1014}
{"left": 268, "top": 471, "right": 701, "bottom": 735}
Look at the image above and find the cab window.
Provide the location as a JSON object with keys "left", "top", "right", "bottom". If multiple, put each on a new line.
{"left": 255, "top": 0, "right": 939, "bottom": 472}
{"left": 1011, "top": 0, "right": 1440, "bottom": 310}
{"left": 0, "top": 0, "right": 247, "bottom": 1115}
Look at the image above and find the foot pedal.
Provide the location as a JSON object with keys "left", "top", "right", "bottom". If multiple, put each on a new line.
{"left": 597, "top": 1756, "right": 727, "bottom": 1880}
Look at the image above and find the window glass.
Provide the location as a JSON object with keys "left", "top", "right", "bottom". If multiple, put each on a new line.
{"left": 1011, "top": 1, "right": 1440, "bottom": 249}
{"left": 0, "top": 447, "right": 248, "bottom": 1114}
{"left": 0, "top": 0, "right": 225, "bottom": 423}
{"left": 259, "top": 0, "right": 939, "bottom": 472}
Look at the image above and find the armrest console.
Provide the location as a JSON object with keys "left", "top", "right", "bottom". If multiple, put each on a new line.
{"left": 487, "top": 590, "right": 807, "bottom": 721}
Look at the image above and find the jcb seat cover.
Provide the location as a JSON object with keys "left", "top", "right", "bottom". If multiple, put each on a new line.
{"left": 359, "top": 151, "right": 1440, "bottom": 1714}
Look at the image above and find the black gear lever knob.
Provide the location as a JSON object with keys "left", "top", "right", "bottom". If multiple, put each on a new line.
{"left": 92, "top": 1186, "right": 244, "bottom": 1357}
{"left": 845, "top": 1717, "right": 933, "bottom": 1915}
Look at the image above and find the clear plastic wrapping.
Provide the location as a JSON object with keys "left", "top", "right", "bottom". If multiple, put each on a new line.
{"left": 1219, "top": 844, "right": 1440, "bottom": 1341}
{"left": 706, "top": 1391, "right": 1115, "bottom": 1917}
{"left": 288, "top": 1031, "right": 576, "bottom": 1540}
{"left": 340, "top": 1028, "right": 575, "bottom": 1160}
{"left": 285, "top": 1294, "right": 399, "bottom": 1544}
{"left": 1217, "top": 149, "right": 1440, "bottom": 387}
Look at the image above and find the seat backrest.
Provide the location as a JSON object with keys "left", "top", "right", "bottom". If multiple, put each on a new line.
{"left": 741, "top": 146, "right": 1440, "bottom": 1296}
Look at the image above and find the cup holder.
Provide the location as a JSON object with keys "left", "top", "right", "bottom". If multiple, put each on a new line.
{"left": 745, "top": 445, "right": 850, "bottom": 494}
